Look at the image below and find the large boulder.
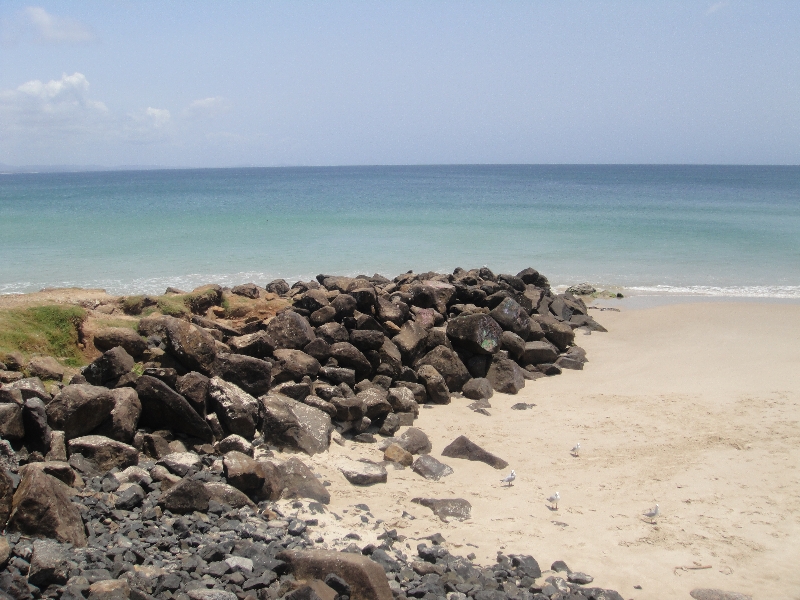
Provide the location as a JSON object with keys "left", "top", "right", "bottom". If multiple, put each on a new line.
{"left": 7, "top": 467, "right": 86, "bottom": 546}
{"left": 205, "top": 482, "right": 256, "bottom": 509}
{"left": 376, "top": 338, "right": 403, "bottom": 378}
{"left": 27, "top": 539, "right": 71, "bottom": 588}
{"left": 3, "top": 377, "right": 50, "bottom": 402}
{"left": 159, "top": 478, "right": 209, "bottom": 514}
{"left": 23, "top": 398, "right": 51, "bottom": 451}
{"left": 83, "top": 347, "right": 134, "bottom": 385}
{"left": 227, "top": 330, "right": 275, "bottom": 358}
{"left": 328, "top": 343, "right": 372, "bottom": 381}
{"left": 416, "top": 346, "right": 470, "bottom": 392}
{"left": 163, "top": 316, "right": 218, "bottom": 373}
{"left": 91, "top": 387, "right": 141, "bottom": 443}
{"left": 223, "top": 451, "right": 265, "bottom": 492}
{"left": 261, "top": 394, "right": 332, "bottom": 455}
{"left": 135, "top": 376, "right": 213, "bottom": 441}
{"left": 521, "top": 340, "right": 560, "bottom": 365}
{"left": 411, "top": 455, "right": 453, "bottom": 481}
{"left": 27, "top": 357, "right": 65, "bottom": 382}
{"left": 409, "top": 281, "right": 455, "bottom": 314}
{"left": 211, "top": 353, "right": 272, "bottom": 397}
{"left": 416, "top": 365, "right": 450, "bottom": 405}
{"left": 357, "top": 388, "right": 392, "bottom": 420}
{"left": 92, "top": 327, "right": 148, "bottom": 358}
{"left": 46, "top": 385, "right": 116, "bottom": 441}
{"left": 265, "top": 457, "right": 330, "bottom": 504}
{"left": 175, "top": 371, "right": 209, "bottom": 415}
{"left": 337, "top": 458, "right": 387, "bottom": 486}
{"left": 532, "top": 315, "right": 575, "bottom": 351}
{"left": 441, "top": 435, "right": 508, "bottom": 469}
{"left": 272, "top": 350, "right": 321, "bottom": 382}
{"left": 395, "top": 427, "right": 431, "bottom": 455}
{"left": 392, "top": 321, "right": 428, "bottom": 364}
{"left": 265, "top": 311, "right": 315, "bottom": 350}
{"left": 67, "top": 436, "right": 138, "bottom": 471}
{"left": 486, "top": 357, "right": 525, "bottom": 394}
{"left": 489, "top": 297, "right": 531, "bottom": 338}
{"left": 276, "top": 549, "right": 392, "bottom": 600}
{"left": 207, "top": 377, "right": 260, "bottom": 439}
{"left": 0, "top": 404, "right": 24, "bottom": 441}
{"left": 446, "top": 314, "right": 502, "bottom": 355}
{"left": 461, "top": 377, "right": 493, "bottom": 400}
{"left": 376, "top": 296, "right": 408, "bottom": 325}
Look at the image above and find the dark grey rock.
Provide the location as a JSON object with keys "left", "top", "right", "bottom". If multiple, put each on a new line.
{"left": 411, "top": 455, "right": 453, "bottom": 481}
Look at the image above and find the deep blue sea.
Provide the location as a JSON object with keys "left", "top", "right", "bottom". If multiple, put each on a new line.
{"left": 1, "top": 165, "right": 799, "bottom": 298}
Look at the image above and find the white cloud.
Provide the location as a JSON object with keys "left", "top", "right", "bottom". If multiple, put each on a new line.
{"left": 145, "top": 107, "right": 171, "bottom": 127}
{"left": 185, "top": 96, "right": 230, "bottom": 118}
{"left": 706, "top": 2, "right": 727, "bottom": 16}
{"left": 24, "top": 6, "right": 94, "bottom": 43}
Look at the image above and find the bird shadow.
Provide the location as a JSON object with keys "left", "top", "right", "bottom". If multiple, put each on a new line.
{"left": 546, "top": 505, "right": 559, "bottom": 511}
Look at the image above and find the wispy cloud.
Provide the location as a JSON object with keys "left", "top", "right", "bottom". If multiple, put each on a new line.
{"left": 184, "top": 96, "right": 230, "bottom": 118}
{"left": 24, "top": 6, "right": 94, "bottom": 43}
{"left": 706, "top": 2, "right": 727, "bottom": 16}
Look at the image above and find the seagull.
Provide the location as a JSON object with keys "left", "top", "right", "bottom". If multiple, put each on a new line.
{"left": 500, "top": 470, "right": 516, "bottom": 487}
{"left": 643, "top": 504, "right": 659, "bottom": 523}
{"left": 547, "top": 491, "right": 560, "bottom": 510}
{"left": 571, "top": 443, "right": 581, "bottom": 457}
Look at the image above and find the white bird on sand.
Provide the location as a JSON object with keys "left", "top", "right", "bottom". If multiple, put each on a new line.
{"left": 547, "top": 491, "right": 560, "bottom": 509}
{"left": 643, "top": 504, "right": 660, "bottom": 523}
{"left": 571, "top": 443, "right": 581, "bottom": 456}
{"left": 500, "top": 470, "right": 516, "bottom": 486}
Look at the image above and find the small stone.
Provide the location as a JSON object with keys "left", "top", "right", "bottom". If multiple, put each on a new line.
{"left": 567, "top": 572, "right": 593, "bottom": 585}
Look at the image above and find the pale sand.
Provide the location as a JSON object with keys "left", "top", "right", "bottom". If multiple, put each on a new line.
{"left": 294, "top": 302, "right": 800, "bottom": 599}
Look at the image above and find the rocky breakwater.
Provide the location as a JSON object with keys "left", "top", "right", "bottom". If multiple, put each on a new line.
{"left": 0, "top": 266, "right": 621, "bottom": 600}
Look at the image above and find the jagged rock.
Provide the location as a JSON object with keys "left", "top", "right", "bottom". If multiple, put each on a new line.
{"left": 23, "top": 398, "right": 51, "bottom": 452}
{"left": 83, "top": 347, "right": 134, "bottom": 385}
{"left": 556, "top": 355, "right": 584, "bottom": 370}
{"left": 158, "top": 451, "right": 202, "bottom": 477}
{"left": 416, "top": 365, "right": 450, "bottom": 404}
{"left": 411, "top": 498, "right": 471, "bottom": 521}
{"left": 273, "top": 349, "right": 321, "bottom": 382}
{"left": 304, "top": 337, "right": 332, "bottom": 363}
{"left": 441, "top": 435, "right": 508, "bottom": 469}
{"left": 416, "top": 346, "right": 471, "bottom": 392}
{"left": 266, "top": 311, "right": 316, "bottom": 350}
{"left": 67, "top": 436, "right": 138, "bottom": 471}
{"left": 7, "top": 467, "right": 86, "bottom": 546}
{"left": 270, "top": 457, "right": 330, "bottom": 504}
{"left": 207, "top": 377, "right": 260, "bottom": 438}
{"left": 328, "top": 343, "right": 372, "bottom": 381}
{"left": 87, "top": 579, "right": 131, "bottom": 600}
{"left": 93, "top": 327, "right": 148, "bottom": 358}
{"left": 410, "top": 281, "right": 455, "bottom": 314}
{"left": 227, "top": 330, "right": 274, "bottom": 358}
{"left": 277, "top": 549, "right": 393, "bottom": 600}
{"left": 261, "top": 394, "right": 332, "bottom": 455}
{"left": 315, "top": 322, "right": 349, "bottom": 345}
{"left": 205, "top": 482, "right": 256, "bottom": 509}
{"left": 532, "top": 314, "right": 575, "bottom": 351}
{"left": 0, "top": 404, "right": 24, "bottom": 440}
{"left": 392, "top": 321, "right": 428, "bottom": 365}
{"left": 500, "top": 330, "right": 526, "bottom": 359}
{"left": 383, "top": 443, "right": 413, "bottom": 466}
{"left": 175, "top": 371, "right": 209, "bottom": 415}
{"left": 141, "top": 432, "right": 172, "bottom": 459}
{"left": 27, "top": 356, "right": 65, "bottom": 382}
{"left": 486, "top": 357, "right": 525, "bottom": 394}
{"left": 337, "top": 458, "right": 387, "bottom": 485}
{"left": 330, "top": 293, "right": 357, "bottom": 319}
{"left": 46, "top": 384, "right": 115, "bottom": 441}
{"left": 91, "top": 387, "right": 141, "bottom": 443}
{"left": 162, "top": 316, "right": 218, "bottom": 373}
{"left": 27, "top": 539, "right": 71, "bottom": 588}
{"left": 232, "top": 282, "right": 261, "bottom": 298}
{"left": 211, "top": 353, "right": 272, "bottom": 397}
{"left": 135, "top": 376, "right": 213, "bottom": 442}
{"left": 265, "top": 278, "right": 290, "bottom": 295}
{"left": 330, "top": 396, "right": 365, "bottom": 421}
{"left": 396, "top": 427, "right": 431, "bottom": 455}
{"left": 223, "top": 451, "right": 265, "bottom": 492}
{"left": 387, "top": 387, "right": 419, "bottom": 413}
{"left": 159, "top": 477, "right": 209, "bottom": 513}
{"left": 216, "top": 433, "right": 253, "bottom": 456}
{"left": 446, "top": 314, "right": 503, "bottom": 355}
{"left": 272, "top": 380, "right": 312, "bottom": 401}
{"left": 461, "top": 378, "right": 493, "bottom": 400}
{"left": 412, "top": 455, "right": 454, "bottom": 481}
{"left": 5, "top": 377, "right": 51, "bottom": 402}
{"left": 568, "top": 572, "right": 594, "bottom": 585}
{"left": 489, "top": 297, "right": 531, "bottom": 338}
{"left": 357, "top": 388, "right": 392, "bottom": 420}
{"left": 521, "top": 340, "right": 560, "bottom": 365}
{"left": 319, "top": 366, "right": 356, "bottom": 387}
{"left": 379, "top": 412, "right": 401, "bottom": 436}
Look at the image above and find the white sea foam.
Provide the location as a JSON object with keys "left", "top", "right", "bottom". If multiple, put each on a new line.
{"left": 624, "top": 285, "right": 800, "bottom": 299}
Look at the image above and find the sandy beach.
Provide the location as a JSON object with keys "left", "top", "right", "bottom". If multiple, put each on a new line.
{"left": 304, "top": 300, "right": 800, "bottom": 599}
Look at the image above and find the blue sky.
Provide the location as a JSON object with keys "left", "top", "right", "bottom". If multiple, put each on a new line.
{"left": 1, "top": 1, "right": 798, "bottom": 167}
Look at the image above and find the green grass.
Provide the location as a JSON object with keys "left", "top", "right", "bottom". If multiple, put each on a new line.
{"left": 0, "top": 305, "right": 87, "bottom": 367}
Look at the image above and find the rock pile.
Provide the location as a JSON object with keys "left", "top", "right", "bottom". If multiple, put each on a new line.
{"left": 0, "top": 266, "right": 615, "bottom": 599}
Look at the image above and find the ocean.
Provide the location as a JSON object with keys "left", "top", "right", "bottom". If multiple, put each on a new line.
{"left": 1, "top": 165, "right": 799, "bottom": 298}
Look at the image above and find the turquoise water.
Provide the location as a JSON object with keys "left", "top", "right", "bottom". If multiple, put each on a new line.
{"left": 1, "top": 165, "right": 799, "bottom": 297}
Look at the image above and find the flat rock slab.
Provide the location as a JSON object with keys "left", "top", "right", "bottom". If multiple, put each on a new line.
{"left": 690, "top": 590, "right": 753, "bottom": 600}
{"left": 411, "top": 455, "right": 454, "bottom": 481}
{"left": 337, "top": 458, "right": 387, "bottom": 485}
{"left": 411, "top": 498, "right": 471, "bottom": 522}
{"left": 441, "top": 435, "right": 508, "bottom": 469}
